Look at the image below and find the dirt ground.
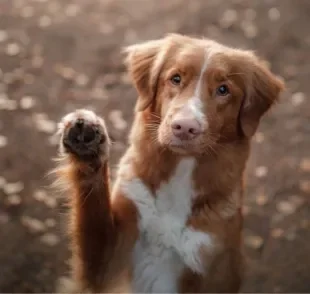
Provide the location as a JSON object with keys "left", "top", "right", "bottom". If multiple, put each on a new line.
{"left": 0, "top": 0, "right": 309, "bottom": 292}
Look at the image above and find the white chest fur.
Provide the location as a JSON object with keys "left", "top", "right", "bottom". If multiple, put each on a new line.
{"left": 122, "top": 158, "right": 213, "bottom": 293}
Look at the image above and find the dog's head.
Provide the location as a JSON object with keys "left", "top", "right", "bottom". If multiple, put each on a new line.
{"left": 124, "top": 34, "right": 284, "bottom": 155}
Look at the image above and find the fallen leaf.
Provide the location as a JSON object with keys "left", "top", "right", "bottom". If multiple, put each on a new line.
{"left": 6, "top": 194, "right": 22, "bottom": 205}
{"left": 40, "top": 233, "right": 60, "bottom": 246}
{"left": 75, "top": 74, "right": 89, "bottom": 86}
{"left": 271, "top": 228, "right": 284, "bottom": 238}
{"left": 291, "top": 92, "right": 305, "bottom": 106}
{"left": 120, "top": 72, "right": 131, "bottom": 84}
{"left": 268, "top": 7, "right": 281, "bottom": 21}
{"left": 256, "top": 193, "right": 269, "bottom": 206}
{"left": 0, "top": 176, "right": 6, "bottom": 188}
{"left": 255, "top": 166, "right": 268, "bottom": 178}
{"left": 33, "top": 189, "right": 57, "bottom": 207}
{"left": 6, "top": 43, "right": 21, "bottom": 56}
{"left": 254, "top": 132, "right": 265, "bottom": 143}
{"left": 99, "top": 23, "right": 114, "bottom": 35}
{"left": 300, "top": 158, "right": 310, "bottom": 172}
{"left": 242, "top": 205, "right": 251, "bottom": 216}
{"left": 21, "top": 216, "right": 46, "bottom": 233}
{"left": 276, "top": 200, "right": 296, "bottom": 215}
{"left": 44, "top": 197, "right": 57, "bottom": 208}
{"left": 33, "top": 114, "right": 57, "bottom": 134}
{"left": 20, "top": 96, "right": 36, "bottom": 109}
{"left": 32, "top": 56, "right": 44, "bottom": 68}
{"left": 21, "top": 6, "right": 34, "bottom": 18}
{"left": 3, "top": 73, "right": 14, "bottom": 84}
{"left": 91, "top": 87, "right": 108, "bottom": 100}
{"left": 54, "top": 65, "right": 76, "bottom": 80}
{"left": 3, "top": 181, "right": 24, "bottom": 194}
{"left": 39, "top": 15, "right": 52, "bottom": 28}
{"left": 300, "top": 219, "right": 309, "bottom": 229}
{"left": 24, "top": 74, "right": 35, "bottom": 84}
{"left": 56, "top": 276, "right": 75, "bottom": 293}
{"left": 245, "top": 235, "right": 264, "bottom": 250}
{"left": 48, "top": 134, "right": 58, "bottom": 146}
{"left": 45, "top": 218, "right": 56, "bottom": 228}
{"left": 284, "top": 65, "right": 298, "bottom": 78}
{"left": 242, "top": 22, "right": 258, "bottom": 39}
{"left": 47, "top": 2, "right": 60, "bottom": 13}
{"left": 4, "top": 99, "right": 18, "bottom": 110}
{"left": 0, "top": 135, "right": 8, "bottom": 148}
{"left": 299, "top": 180, "right": 310, "bottom": 193}
{"left": 65, "top": 4, "right": 80, "bottom": 17}
{"left": 219, "top": 9, "right": 238, "bottom": 28}
{"left": 109, "top": 110, "right": 127, "bottom": 131}
{"left": 0, "top": 30, "right": 8, "bottom": 42}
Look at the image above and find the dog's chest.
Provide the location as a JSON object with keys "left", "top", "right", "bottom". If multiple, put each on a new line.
{"left": 123, "top": 158, "right": 198, "bottom": 293}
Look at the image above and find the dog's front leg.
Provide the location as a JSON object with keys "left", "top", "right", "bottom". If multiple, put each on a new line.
{"left": 121, "top": 177, "right": 216, "bottom": 276}
{"left": 55, "top": 109, "right": 138, "bottom": 293}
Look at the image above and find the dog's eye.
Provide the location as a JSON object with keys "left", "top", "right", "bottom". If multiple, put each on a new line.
{"left": 170, "top": 74, "right": 182, "bottom": 85}
{"left": 216, "top": 85, "right": 230, "bottom": 96}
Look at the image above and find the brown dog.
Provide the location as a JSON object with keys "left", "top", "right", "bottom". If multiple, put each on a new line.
{"left": 55, "top": 34, "right": 284, "bottom": 293}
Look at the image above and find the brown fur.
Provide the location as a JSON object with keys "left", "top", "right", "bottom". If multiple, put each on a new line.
{"left": 56, "top": 159, "right": 138, "bottom": 292}
{"left": 54, "top": 33, "right": 284, "bottom": 293}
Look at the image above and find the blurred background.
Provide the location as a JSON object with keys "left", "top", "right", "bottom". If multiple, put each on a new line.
{"left": 0, "top": 0, "right": 309, "bottom": 292}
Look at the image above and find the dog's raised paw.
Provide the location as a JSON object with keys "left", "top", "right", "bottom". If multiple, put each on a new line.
{"left": 58, "top": 109, "right": 109, "bottom": 161}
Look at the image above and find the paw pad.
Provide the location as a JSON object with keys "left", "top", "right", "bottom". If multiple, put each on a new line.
{"left": 59, "top": 109, "right": 109, "bottom": 160}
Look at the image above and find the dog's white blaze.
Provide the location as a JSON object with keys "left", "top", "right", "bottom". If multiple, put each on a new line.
{"left": 186, "top": 96, "right": 205, "bottom": 125}
{"left": 184, "top": 53, "right": 209, "bottom": 128}
{"left": 122, "top": 158, "right": 213, "bottom": 293}
{"left": 194, "top": 53, "right": 209, "bottom": 98}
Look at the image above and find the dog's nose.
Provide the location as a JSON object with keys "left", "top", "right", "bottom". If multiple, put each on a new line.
{"left": 171, "top": 118, "right": 202, "bottom": 140}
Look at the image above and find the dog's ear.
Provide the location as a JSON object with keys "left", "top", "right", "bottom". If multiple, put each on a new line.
{"left": 123, "top": 39, "right": 167, "bottom": 112}
{"left": 239, "top": 57, "right": 285, "bottom": 137}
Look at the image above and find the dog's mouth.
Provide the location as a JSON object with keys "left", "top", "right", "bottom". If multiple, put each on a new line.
{"left": 163, "top": 137, "right": 202, "bottom": 155}
{"left": 169, "top": 145, "right": 192, "bottom": 155}
{"left": 169, "top": 142, "right": 187, "bottom": 152}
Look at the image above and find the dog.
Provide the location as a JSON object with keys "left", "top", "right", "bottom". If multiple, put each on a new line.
{"left": 55, "top": 33, "right": 284, "bottom": 293}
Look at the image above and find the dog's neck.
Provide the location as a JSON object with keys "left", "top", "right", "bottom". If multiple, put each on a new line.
{"left": 124, "top": 114, "right": 250, "bottom": 207}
